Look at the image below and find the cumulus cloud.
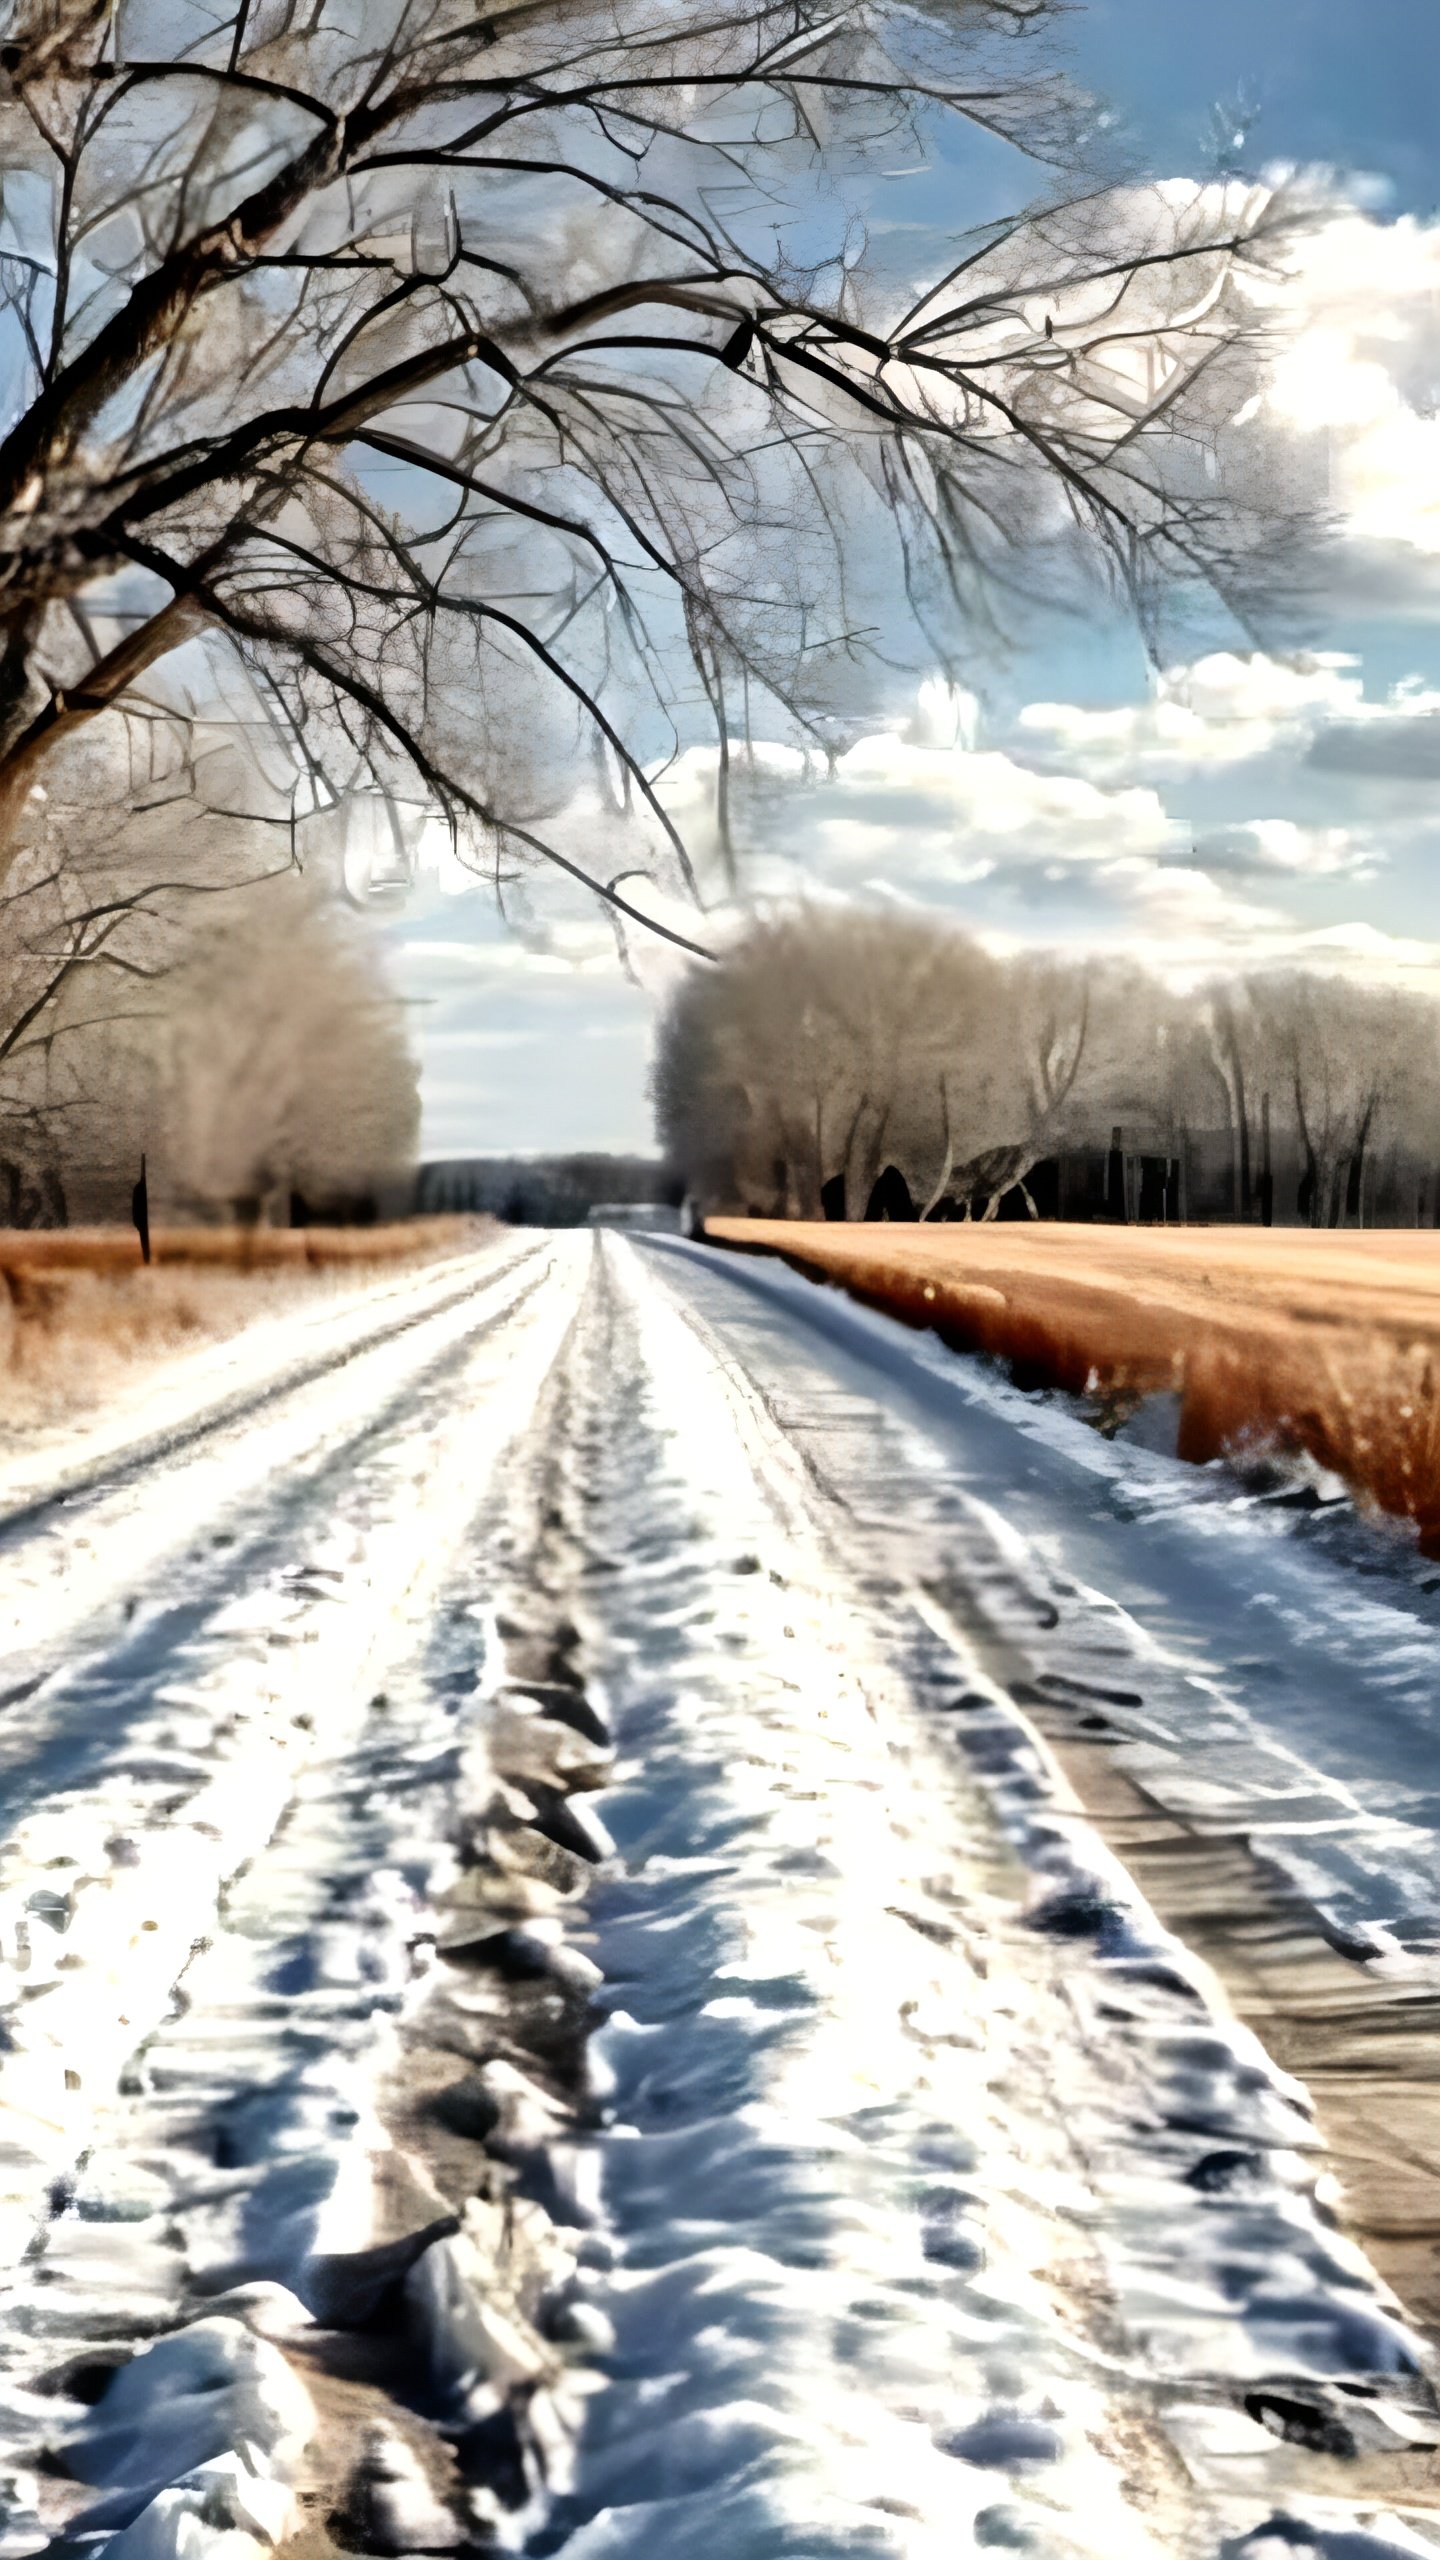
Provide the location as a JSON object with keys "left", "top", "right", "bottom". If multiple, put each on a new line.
{"left": 655, "top": 701, "right": 1181, "bottom": 908}
{"left": 1287, "top": 920, "right": 1440, "bottom": 972}
{"left": 1185, "top": 819, "right": 1377, "bottom": 879}
{"left": 1013, "top": 644, "right": 1440, "bottom": 831}
{"left": 1243, "top": 921, "right": 1440, "bottom": 1000}
{"left": 1264, "top": 209, "right": 1440, "bottom": 559}
{"left": 1093, "top": 859, "right": 1287, "bottom": 941}
{"left": 651, "top": 684, "right": 1348, "bottom": 961}
{"left": 1097, "top": 911, "right": 1440, "bottom": 994}
{"left": 1015, "top": 650, "right": 1365, "bottom": 780}
{"left": 825, "top": 735, "right": 1176, "bottom": 868}
{"left": 647, "top": 654, "right": 1440, "bottom": 967}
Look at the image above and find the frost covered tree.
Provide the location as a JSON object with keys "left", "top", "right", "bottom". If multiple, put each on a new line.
{"left": 0, "top": 713, "right": 290, "bottom": 1218}
{"left": 655, "top": 907, "right": 1091, "bottom": 1218}
{"left": 0, "top": 674, "right": 339, "bottom": 1216}
{"left": 656, "top": 909, "right": 1440, "bottom": 1227}
{"left": 1240, "top": 973, "right": 1440, "bottom": 1229}
{"left": 155, "top": 877, "right": 419, "bottom": 1221}
{"left": 0, "top": 0, "right": 1307, "bottom": 954}
{"left": 0, "top": 845, "right": 416, "bottom": 1223}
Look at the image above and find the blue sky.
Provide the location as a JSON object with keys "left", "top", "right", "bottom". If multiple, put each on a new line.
{"left": 388, "top": 1, "right": 1440, "bottom": 1160}
{"left": 1065, "top": 1, "right": 1438, "bottom": 215}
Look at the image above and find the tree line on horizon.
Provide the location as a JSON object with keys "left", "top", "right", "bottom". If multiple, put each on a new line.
{"left": 655, "top": 910, "right": 1440, "bottom": 1229}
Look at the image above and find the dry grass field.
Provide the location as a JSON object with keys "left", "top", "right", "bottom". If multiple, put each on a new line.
{"left": 0, "top": 1218, "right": 476, "bottom": 1275}
{"left": 708, "top": 1219, "right": 1440, "bottom": 1548}
{"left": 0, "top": 1218, "right": 487, "bottom": 1432}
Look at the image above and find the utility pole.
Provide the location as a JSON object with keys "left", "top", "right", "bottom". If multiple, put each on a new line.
{"left": 131, "top": 1154, "right": 151, "bottom": 1266}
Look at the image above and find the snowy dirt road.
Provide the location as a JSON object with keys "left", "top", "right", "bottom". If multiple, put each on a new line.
{"left": 2, "top": 1231, "right": 1439, "bottom": 2560}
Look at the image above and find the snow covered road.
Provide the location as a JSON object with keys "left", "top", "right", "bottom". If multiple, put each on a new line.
{"left": 1, "top": 1230, "right": 1439, "bottom": 2560}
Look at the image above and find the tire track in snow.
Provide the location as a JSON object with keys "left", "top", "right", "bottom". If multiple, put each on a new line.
{"left": 3, "top": 1235, "right": 1439, "bottom": 2560}
{"left": 0, "top": 1242, "right": 536, "bottom": 1534}
{"left": 0, "top": 1237, "right": 546, "bottom": 1694}
{"left": 0, "top": 1240, "right": 588, "bottom": 2300}
{"left": 634, "top": 1245, "right": 1440, "bottom": 2378}
{"left": 0, "top": 1235, "right": 609, "bottom": 2560}
{"left": 0, "top": 1252, "right": 556, "bottom": 1828}
{"left": 646, "top": 1240, "right": 1440, "bottom": 1961}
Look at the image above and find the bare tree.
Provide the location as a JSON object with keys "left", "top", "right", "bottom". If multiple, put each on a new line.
{"left": 0, "top": 858, "right": 174, "bottom": 1220}
{"left": 1245, "top": 972, "right": 1440, "bottom": 1229}
{"left": 938, "top": 949, "right": 1098, "bottom": 1218}
{"left": 653, "top": 909, "right": 850, "bottom": 1218}
{"left": 657, "top": 909, "right": 1440, "bottom": 1232}
{"left": 656, "top": 906, "right": 1054, "bottom": 1219}
{"left": 154, "top": 875, "right": 419, "bottom": 1222}
{"left": 0, "top": 743, "right": 415, "bottom": 1220}
{"left": 0, "top": 0, "right": 1307, "bottom": 955}
{"left": 0, "top": 695, "right": 303, "bottom": 1215}
{"left": 1061, "top": 966, "right": 1440, "bottom": 1231}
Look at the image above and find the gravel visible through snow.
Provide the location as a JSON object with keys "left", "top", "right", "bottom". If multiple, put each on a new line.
{"left": 0, "top": 1232, "right": 1435, "bottom": 2560}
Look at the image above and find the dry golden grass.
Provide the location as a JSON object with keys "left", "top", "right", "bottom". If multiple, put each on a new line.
{"left": 708, "top": 1219, "right": 1440, "bottom": 1550}
{"left": 0, "top": 1217, "right": 474, "bottom": 1274}
{"left": 0, "top": 1218, "right": 491, "bottom": 1438}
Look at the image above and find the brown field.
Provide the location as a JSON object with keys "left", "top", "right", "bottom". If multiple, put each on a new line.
{"left": 707, "top": 1219, "right": 1440, "bottom": 1548}
{"left": 0, "top": 1216, "right": 477, "bottom": 1275}
{"left": 0, "top": 1217, "right": 490, "bottom": 1435}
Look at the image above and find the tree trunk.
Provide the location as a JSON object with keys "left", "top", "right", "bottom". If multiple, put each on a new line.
{"left": 1223, "top": 1021, "right": 1252, "bottom": 1218}
{"left": 920, "top": 1075, "right": 954, "bottom": 1220}
{"left": 1346, "top": 1099, "right": 1376, "bottom": 1229}
{"left": 1293, "top": 1074, "right": 1320, "bottom": 1227}
{"left": 839, "top": 1093, "right": 870, "bottom": 1222}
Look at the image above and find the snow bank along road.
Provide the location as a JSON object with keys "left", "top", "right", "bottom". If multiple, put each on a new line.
{"left": 2, "top": 1230, "right": 1440, "bottom": 2560}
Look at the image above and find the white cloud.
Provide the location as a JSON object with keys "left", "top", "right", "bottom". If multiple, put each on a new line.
{"left": 651, "top": 696, "right": 1312, "bottom": 958}
{"left": 1099, "top": 914, "right": 1440, "bottom": 995}
{"left": 1265, "top": 210, "right": 1440, "bottom": 558}
{"left": 1285, "top": 920, "right": 1440, "bottom": 974}
{"left": 875, "top": 191, "right": 1440, "bottom": 597}
{"left": 398, "top": 929, "right": 620, "bottom": 980}
{"left": 658, "top": 706, "right": 1180, "bottom": 900}
{"left": 1186, "top": 819, "right": 1378, "bottom": 880}
{"left": 1015, "top": 650, "right": 1364, "bottom": 779}
{"left": 645, "top": 665, "right": 1434, "bottom": 970}
{"left": 834, "top": 734, "right": 1176, "bottom": 861}
{"left": 1095, "top": 859, "right": 1287, "bottom": 941}
{"left": 1014, "top": 645, "right": 1440, "bottom": 805}
{"left": 1170, "top": 919, "right": 1440, "bottom": 1003}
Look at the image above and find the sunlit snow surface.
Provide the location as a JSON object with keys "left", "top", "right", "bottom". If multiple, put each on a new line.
{"left": 644, "top": 1239, "right": 1440, "bottom": 1966}
{"left": 547, "top": 1242, "right": 1440, "bottom": 2560}
{"left": 0, "top": 1232, "right": 1436, "bottom": 2560}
